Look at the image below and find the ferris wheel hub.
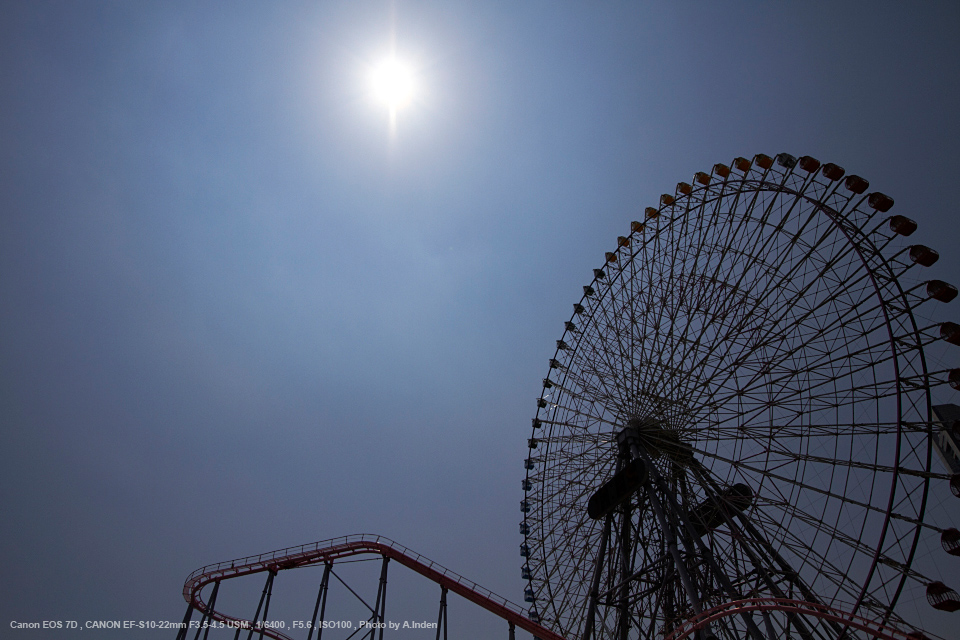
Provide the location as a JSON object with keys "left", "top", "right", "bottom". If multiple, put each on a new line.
{"left": 622, "top": 417, "right": 694, "bottom": 467}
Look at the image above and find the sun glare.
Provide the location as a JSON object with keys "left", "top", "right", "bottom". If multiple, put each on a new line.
{"left": 370, "top": 57, "right": 414, "bottom": 112}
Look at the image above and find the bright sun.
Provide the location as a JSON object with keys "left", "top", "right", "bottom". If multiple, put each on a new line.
{"left": 370, "top": 57, "right": 414, "bottom": 111}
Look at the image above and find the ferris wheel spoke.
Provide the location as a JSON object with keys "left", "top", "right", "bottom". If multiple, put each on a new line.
{"left": 679, "top": 252, "right": 887, "bottom": 417}
{"left": 534, "top": 418, "right": 600, "bottom": 432}
{"left": 556, "top": 361, "right": 628, "bottom": 411}
{"left": 657, "top": 315, "right": 863, "bottom": 431}
{"left": 533, "top": 462, "right": 608, "bottom": 517}
{"left": 705, "top": 421, "right": 919, "bottom": 440}
{"left": 695, "top": 176, "right": 804, "bottom": 298}
{"left": 696, "top": 347, "right": 910, "bottom": 432}
{"left": 558, "top": 299, "right": 630, "bottom": 400}
{"left": 545, "top": 400, "right": 619, "bottom": 431}
{"left": 556, "top": 348, "right": 625, "bottom": 413}
{"left": 701, "top": 296, "right": 892, "bottom": 398}
{"left": 763, "top": 445, "right": 950, "bottom": 481}
{"left": 688, "top": 442, "right": 939, "bottom": 533}
{"left": 535, "top": 431, "right": 614, "bottom": 450}
{"left": 621, "top": 230, "right": 700, "bottom": 411}
{"left": 690, "top": 312, "right": 892, "bottom": 417}
{"left": 759, "top": 494, "right": 890, "bottom": 576}
{"left": 744, "top": 504, "right": 869, "bottom": 607}
{"left": 567, "top": 334, "right": 643, "bottom": 411}
{"left": 677, "top": 205, "right": 882, "bottom": 373}
{"left": 697, "top": 185, "right": 830, "bottom": 315}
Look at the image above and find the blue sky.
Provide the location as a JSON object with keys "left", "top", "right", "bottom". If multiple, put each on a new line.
{"left": 2, "top": 2, "right": 960, "bottom": 638}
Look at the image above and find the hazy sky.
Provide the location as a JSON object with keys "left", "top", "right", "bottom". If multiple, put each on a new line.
{"left": 2, "top": 2, "right": 960, "bottom": 638}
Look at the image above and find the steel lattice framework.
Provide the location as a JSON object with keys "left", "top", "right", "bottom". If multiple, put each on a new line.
{"left": 522, "top": 153, "right": 959, "bottom": 640}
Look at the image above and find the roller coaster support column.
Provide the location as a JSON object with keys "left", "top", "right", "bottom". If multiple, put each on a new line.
{"left": 307, "top": 562, "right": 332, "bottom": 640}
{"left": 183, "top": 580, "right": 219, "bottom": 640}
{"left": 435, "top": 586, "right": 448, "bottom": 640}
{"left": 371, "top": 557, "right": 389, "bottom": 640}
{"left": 175, "top": 602, "right": 194, "bottom": 640}
{"left": 260, "top": 571, "right": 276, "bottom": 640}
{"left": 195, "top": 581, "right": 220, "bottom": 640}
{"left": 242, "top": 569, "right": 275, "bottom": 640}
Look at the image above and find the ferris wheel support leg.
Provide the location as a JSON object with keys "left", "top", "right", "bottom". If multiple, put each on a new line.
{"left": 580, "top": 513, "right": 612, "bottom": 640}
{"left": 307, "top": 562, "right": 332, "bottom": 640}
{"left": 701, "top": 487, "right": 818, "bottom": 640}
{"left": 760, "top": 609, "right": 779, "bottom": 640}
{"left": 689, "top": 462, "right": 843, "bottom": 640}
{"left": 641, "top": 479, "right": 716, "bottom": 638}
{"left": 707, "top": 502, "right": 819, "bottom": 640}
{"left": 631, "top": 460, "right": 705, "bottom": 613}
{"left": 629, "top": 442, "right": 766, "bottom": 640}
{"left": 694, "top": 461, "right": 848, "bottom": 638}
{"left": 614, "top": 426, "right": 705, "bottom": 622}
{"left": 617, "top": 503, "right": 633, "bottom": 640}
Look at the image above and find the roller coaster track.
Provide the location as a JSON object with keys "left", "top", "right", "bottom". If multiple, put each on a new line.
{"left": 664, "top": 598, "right": 924, "bottom": 640}
{"left": 179, "top": 535, "right": 929, "bottom": 640}
{"left": 179, "top": 533, "right": 567, "bottom": 640}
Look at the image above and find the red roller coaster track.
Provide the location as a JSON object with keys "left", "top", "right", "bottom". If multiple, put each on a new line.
{"left": 182, "top": 533, "right": 567, "bottom": 640}
{"left": 182, "top": 535, "right": 930, "bottom": 640}
{"left": 663, "top": 598, "right": 924, "bottom": 640}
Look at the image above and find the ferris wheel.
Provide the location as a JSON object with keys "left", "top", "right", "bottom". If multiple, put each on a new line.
{"left": 521, "top": 153, "right": 960, "bottom": 640}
